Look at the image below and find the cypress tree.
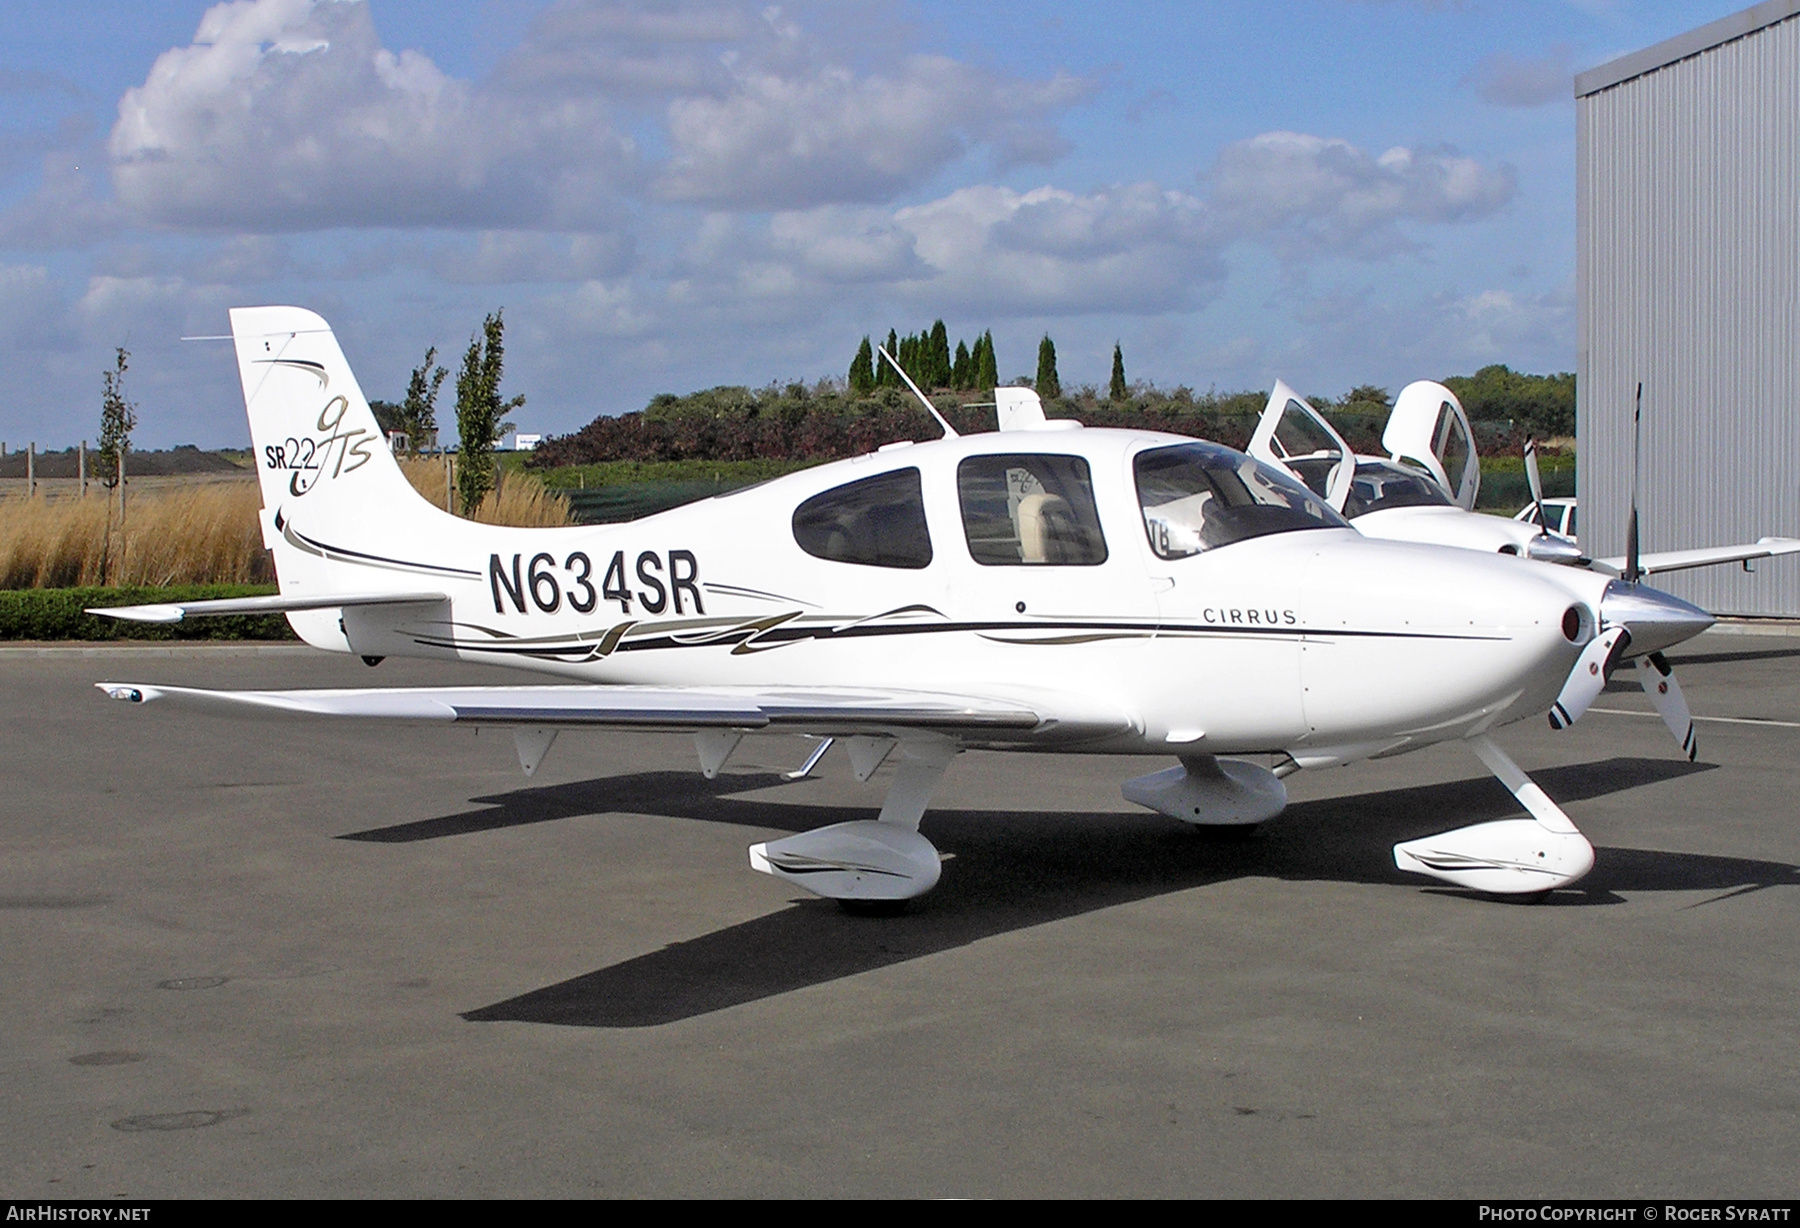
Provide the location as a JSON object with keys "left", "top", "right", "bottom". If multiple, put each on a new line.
{"left": 1109, "top": 342, "right": 1127, "bottom": 401}
{"left": 976, "top": 331, "right": 998, "bottom": 392}
{"left": 849, "top": 336, "right": 875, "bottom": 394}
{"left": 1035, "top": 334, "right": 1061, "bottom": 400}
{"left": 929, "top": 320, "right": 950, "bottom": 387}
{"left": 878, "top": 328, "right": 900, "bottom": 386}
{"left": 952, "top": 340, "right": 971, "bottom": 390}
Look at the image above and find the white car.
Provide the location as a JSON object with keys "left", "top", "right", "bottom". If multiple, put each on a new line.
{"left": 1515, "top": 497, "right": 1576, "bottom": 539}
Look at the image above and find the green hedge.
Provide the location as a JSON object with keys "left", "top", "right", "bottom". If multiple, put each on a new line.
{"left": 0, "top": 585, "right": 298, "bottom": 642}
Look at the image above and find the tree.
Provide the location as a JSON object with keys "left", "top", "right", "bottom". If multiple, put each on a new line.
{"left": 399, "top": 346, "right": 449, "bottom": 449}
{"left": 975, "top": 331, "right": 998, "bottom": 392}
{"left": 97, "top": 346, "right": 136, "bottom": 490}
{"left": 454, "top": 310, "right": 526, "bottom": 514}
{"left": 928, "top": 320, "right": 950, "bottom": 387}
{"left": 1109, "top": 343, "right": 1127, "bottom": 401}
{"left": 849, "top": 336, "right": 875, "bottom": 394}
{"left": 878, "top": 328, "right": 900, "bottom": 387}
{"left": 1341, "top": 384, "right": 1391, "bottom": 409}
{"left": 952, "top": 340, "right": 972, "bottom": 390}
{"left": 1442, "top": 365, "right": 1576, "bottom": 436}
{"left": 1035, "top": 334, "right": 1061, "bottom": 400}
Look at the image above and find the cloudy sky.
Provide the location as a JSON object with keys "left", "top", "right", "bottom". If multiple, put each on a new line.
{"left": 0, "top": 0, "right": 1750, "bottom": 448}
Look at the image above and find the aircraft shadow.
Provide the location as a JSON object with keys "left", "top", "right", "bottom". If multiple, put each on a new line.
{"left": 440, "top": 756, "right": 1797, "bottom": 1029}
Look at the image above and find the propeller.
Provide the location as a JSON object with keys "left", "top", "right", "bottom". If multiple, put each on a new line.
{"left": 1625, "top": 382, "right": 1642, "bottom": 584}
{"left": 1524, "top": 436, "right": 1547, "bottom": 530}
{"left": 1636, "top": 651, "right": 1698, "bottom": 761}
{"left": 1546, "top": 381, "right": 1702, "bottom": 760}
{"left": 1520, "top": 436, "right": 1587, "bottom": 564}
{"left": 1549, "top": 628, "right": 1627, "bottom": 730}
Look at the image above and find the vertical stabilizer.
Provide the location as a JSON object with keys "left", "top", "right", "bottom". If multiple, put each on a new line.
{"left": 230, "top": 306, "right": 421, "bottom": 524}
{"left": 227, "top": 307, "right": 463, "bottom": 650}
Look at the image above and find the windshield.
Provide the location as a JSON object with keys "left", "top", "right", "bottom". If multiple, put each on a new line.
{"left": 1134, "top": 441, "right": 1348, "bottom": 559}
{"left": 1343, "top": 459, "right": 1454, "bottom": 518}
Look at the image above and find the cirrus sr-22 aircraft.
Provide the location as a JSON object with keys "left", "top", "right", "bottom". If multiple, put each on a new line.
{"left": 93, "top": 307, "right": 1719, "bottom": 908}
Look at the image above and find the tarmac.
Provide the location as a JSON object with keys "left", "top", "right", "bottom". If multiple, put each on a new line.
{"left": 2, "top": 631, "right": 1797, "bottom": 1198}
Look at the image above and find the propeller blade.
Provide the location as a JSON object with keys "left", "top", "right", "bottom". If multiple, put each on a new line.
{"left": 1636, "top": 651, "right": 1698, "bottom": 761}
{"left": 1625, "top": 382, "right": 1643, "bottom": 584}
{"left": 1523, "top": 436, "right": 1546, "bottom": 529}
{"left": 1549, "top": 628, "right": 1628, "bottom": 730}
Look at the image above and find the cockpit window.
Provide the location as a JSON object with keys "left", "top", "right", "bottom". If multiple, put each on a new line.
{"left": 1343, "top": 459, "right": 1454, "bottom": 518}
{"left": 957, "top": 454, "right": 1108, "bottom": 566}
{"left": 792, "top": 467, "right": 932, "bottom": 568}
{"left": 1134, "top": 441, "right": 1347, "bottom": 559}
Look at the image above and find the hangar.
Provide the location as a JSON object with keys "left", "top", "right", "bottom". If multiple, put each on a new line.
{"left": 1577, "top": 0, "right": 1800, "bottom": 616}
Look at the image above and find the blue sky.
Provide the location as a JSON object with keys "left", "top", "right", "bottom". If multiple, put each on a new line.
{"left": 0, "top": 0, "right": 1753, "bottom": 448}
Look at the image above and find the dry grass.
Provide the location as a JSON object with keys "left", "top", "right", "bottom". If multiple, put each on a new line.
{"left": 398, "top": 458, "right": 573, "bottom": 527}
{"left": 0, "top": 464, "right": 572, "bottom": 589}
{"left": 0, "top": 484, "right": 271, "bottom": 588}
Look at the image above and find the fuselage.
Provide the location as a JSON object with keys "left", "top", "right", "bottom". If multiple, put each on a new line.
{"left": 283, "top": 426, "right": 1604, "bottom": 764}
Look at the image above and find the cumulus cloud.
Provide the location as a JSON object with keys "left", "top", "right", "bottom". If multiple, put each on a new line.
{"left": 658, "top": 55, "right": 1089, "bottom": 208}
{"left": 760, "top": 181, "right": 1221, "bottom": 314}
{"left": 1207, "top": 131, "right": 1516, "bottom": 260}
{"left": 1467, "top": 47, "right": 1576, "bottom": 107}
{"left": 434, "top": 231, "right": 635, "bottom": 284}
{"left": 109, "top": 0, "right": 633, "bottom": 231}
{"left": 99, "top": 0, "right": 1090, "bottom": 232}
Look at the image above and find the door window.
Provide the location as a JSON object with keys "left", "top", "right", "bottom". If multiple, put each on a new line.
{"left": 957, "top": 454, "right": 1108, "bottom": 565}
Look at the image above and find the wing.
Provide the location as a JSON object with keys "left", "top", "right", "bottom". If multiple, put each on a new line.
{"left": 1591, "top": 537, "right": 1800, "bottom": 578}
{"left": 94, "top": 680, "right": 1130, "bottom": 744}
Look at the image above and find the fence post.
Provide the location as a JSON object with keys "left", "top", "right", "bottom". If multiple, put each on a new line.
{"left": 26, "top": 442, "right": 34, "bottom": 497}
{"left": 78, "top": 440, "right": 86, "bottom": 497}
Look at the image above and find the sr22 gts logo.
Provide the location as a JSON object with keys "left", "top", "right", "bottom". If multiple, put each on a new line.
{"left": 490, "top": 550, "right": 702, "bottom": 616}
{"left": 263, "top": 396, "right": 374, "bottom": 496}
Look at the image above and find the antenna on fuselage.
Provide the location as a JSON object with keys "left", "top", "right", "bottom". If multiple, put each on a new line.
{"left": 876, "top": 345, "right": 959, "bottom": 440}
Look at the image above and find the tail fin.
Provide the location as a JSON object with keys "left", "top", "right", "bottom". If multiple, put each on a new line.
{"left": 230, "top": 307, "right": 464, "bottom": 649}
{"left": 231, "top": 306, "right": 426, "bottom": 525}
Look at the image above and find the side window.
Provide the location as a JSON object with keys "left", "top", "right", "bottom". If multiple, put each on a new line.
{"left": 957, "top": 454, "right": 1108, "bottom": 566}
{"left": 792, "top": 468, "right": 932, "bottom": 569}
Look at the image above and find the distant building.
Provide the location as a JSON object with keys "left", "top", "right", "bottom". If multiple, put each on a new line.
{"left": 1578, "top": 0, "right": 1800, "bottom": 616}
{"left": 511, "top": 433, "right": 541, "bottom": 452}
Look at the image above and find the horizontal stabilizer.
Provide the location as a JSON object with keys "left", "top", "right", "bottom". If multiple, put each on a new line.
{"left": 1592, "top": 537, "right": 1800, "bottom": 578}
{"left": 86, "top": 591, "right": 448, "bottom": 624}
{"left": 96, "top": 681, "right": 1046, "bottom": 736}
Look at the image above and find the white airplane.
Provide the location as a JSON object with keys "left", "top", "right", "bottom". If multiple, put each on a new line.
{"left": 1250, "top": 378, "right": 1800, "bottom": 576}
{"left": 90, "top": 307, "right": 1716, "bottom": 909}
{"left": 1249, "top": 378, "right": 1800, "bottom": 761}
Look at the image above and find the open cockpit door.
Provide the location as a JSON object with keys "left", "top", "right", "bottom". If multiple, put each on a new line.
{"left": 1384, "top": 381, "right": 1480, "bottom": 510}
{"left": 1247, "top": 380, "right": 1355, "bottom": 513}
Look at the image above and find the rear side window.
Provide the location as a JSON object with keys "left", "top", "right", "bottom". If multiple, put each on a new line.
{"left": 957, "top": 454, "right": 1108, "bottom": 566}
{"left": 792, "top": 468, "right": 932, "bottom": 569}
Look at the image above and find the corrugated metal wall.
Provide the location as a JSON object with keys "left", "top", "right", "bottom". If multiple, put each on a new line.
{"left": 1577, "top": 16, "right": 1800, "bottom": 615}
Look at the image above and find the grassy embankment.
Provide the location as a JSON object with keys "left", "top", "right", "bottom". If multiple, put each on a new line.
{"left": 0, "top": 461, "right": 571, "bottom": 639}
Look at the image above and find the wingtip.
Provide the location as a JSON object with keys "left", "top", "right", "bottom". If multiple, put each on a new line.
{"left": 85, "top": 604, "right": 183, "bottom": 624}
